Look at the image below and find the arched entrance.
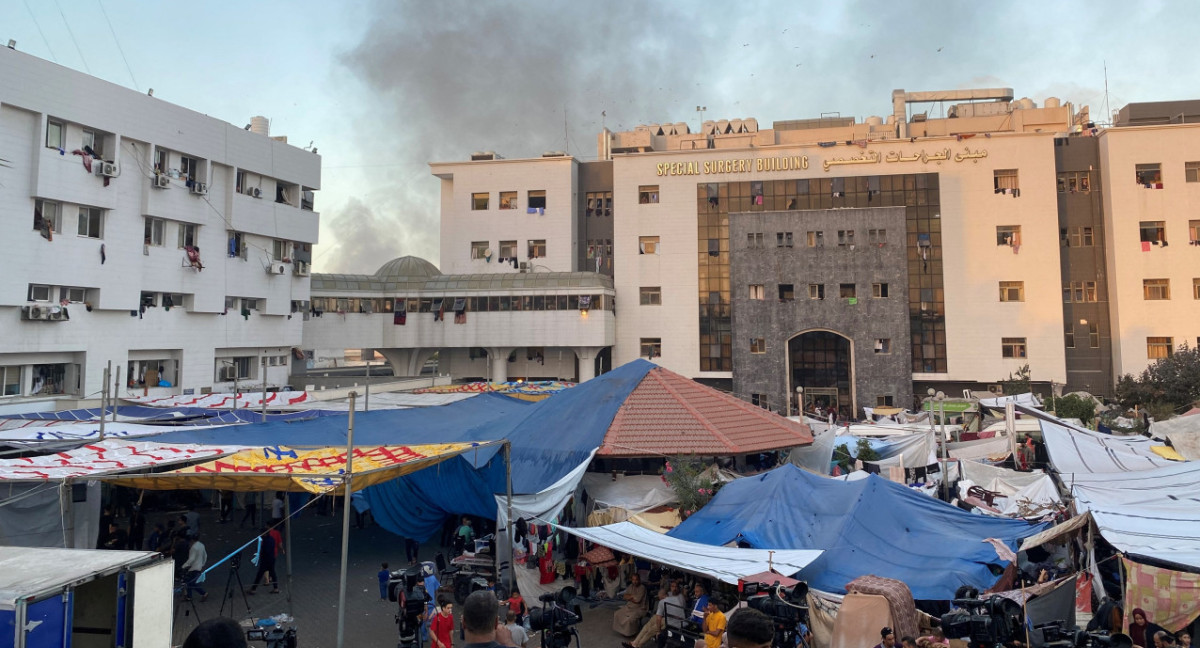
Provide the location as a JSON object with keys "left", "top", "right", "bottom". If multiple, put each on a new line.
{"left": 788, "top": 330, "right": 854, "bottom": 420}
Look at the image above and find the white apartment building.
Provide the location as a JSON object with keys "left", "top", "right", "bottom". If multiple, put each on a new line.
{"left": 0, "top": 48, "right": 320, "bottom": 411}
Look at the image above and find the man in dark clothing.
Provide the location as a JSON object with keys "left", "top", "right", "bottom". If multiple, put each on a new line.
{"left": 146, "top": 522, "right": 165, "bottom": 552}
{"left": 97, "top": 505, "right": 114, "bottom": 549}
{"left": 246, "top": 527, "right": 280, "bottom": 594}
{"left": 219, "top": 492, "right": 234, "bottom": 523}
{"left": 104, "top": 523, "right": 128, "bottom": 550}
{"left": 240, "top": 492, "right": 258, "bottom": 528}
{"left": 461, "top": 591, "right": 512, "bottom": 648}
{"left": 128, "top": 506, "right": 146, "bottom": 550}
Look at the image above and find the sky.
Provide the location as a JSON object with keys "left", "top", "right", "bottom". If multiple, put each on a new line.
{"left": 4, "top": 0, "right": 1197, "bottom": 274}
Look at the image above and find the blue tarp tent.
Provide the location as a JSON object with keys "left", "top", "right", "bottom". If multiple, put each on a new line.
{"left": 7, "top": 406, "right": 343, "bottom": 425}
{"left": 668, "top": 464, "right": 1048, "bottom": 599}
{"left": 366, "top": 359, "right": 654, "bottom": 540}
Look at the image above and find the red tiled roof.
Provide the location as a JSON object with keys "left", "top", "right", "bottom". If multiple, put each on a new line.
{"left": 597, "top": 366, "right": 813, "bottom": 457}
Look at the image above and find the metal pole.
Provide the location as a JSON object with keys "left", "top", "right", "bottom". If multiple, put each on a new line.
{"left": 261, "top": 357, "right": 268, "bottom": 417}
{"left": 335, "top": 392, "right": 357, "bottom": 648}
{"left": 1005, "top": 402, "right": 1019, "bottom": 468}
{"left": 365, "top": 360, "right": 370, "bottom": 412}
{"left": 99, "top": 362, "right": 110, "bottom": 442}
{"left": 113, "top": 369, "right": 120, "bottom": 422}
{"left": 62, "top": 478, "right": 74, "bottom": 548}
{"left": 504, "top": 441, "right": 514, "bottom": 595}
{"left": 284, "top": 491, "right": 294, "bottom": 600}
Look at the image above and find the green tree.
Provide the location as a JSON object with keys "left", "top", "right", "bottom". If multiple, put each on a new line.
{"left": 999, "top": 364, "right": 1032, "bottom": 395}
{"left": 1115, "top": 344, "right": 1200, "bottom": 412}
{"left": 1054, "top": 394, "right": 1096, "bottom": 425}
{"left": 662, "top": 456, "right": 719, "bottom": 519}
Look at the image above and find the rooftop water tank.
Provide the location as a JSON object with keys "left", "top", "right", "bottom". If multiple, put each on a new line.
{"left": 250, "top": 115, "right": 269, "bottom": 136}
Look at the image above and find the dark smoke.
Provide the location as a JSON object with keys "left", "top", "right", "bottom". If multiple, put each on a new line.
{"left": 318, "top": 197, "right": 411, "bottom": 275}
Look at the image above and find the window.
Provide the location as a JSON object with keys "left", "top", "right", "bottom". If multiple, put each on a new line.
{"left": 808, "top": 284, "right": 825, "bottom": 300}
{"left": 1189, "top": 220, "right": 1200, "bottom": 245}
{"left": 1136, "top": 163, "right": 1162, "bottom": 187}
{"left": 81, "top": 129, "right": 101, "bottom": 157}
{"left": 227, "top": 231, "right": 247, "bottom": 259}
{"left": 751, "top": 393, "right": 768, "bottom": 409}
{"left": 154, "top": 148, "right": 169, "bottom": 174}
{"left": 638, "top": 185, "right": 659, "bottom": 204}
{"left": 1089, "top": 322, "right": 1100, "bottom": 348}
{"left": 1065, "top": 323, "right": 1075, "bottom": 349}
{"left": 1002, "top": 337, "right": 1027, "bottom": 359}
{"left": 243, "top": 298, "right": 259, "bottom": 311}
{"left": 876, "top": 395, "right": 895, "bottom": 407}
{"left": 638, "top": 236, "right": 660, "bottom": 255}
{"left": 77, "top": 207, "right": 102, "bottom": 239}
{"left": 999, "top": 281, "right": 1025, "bottom": 302}
{"left": 471, "top": 193, "right": 489, "bottom": 210}
{"left": 528, "top": 239, "right": 546, "bottom": 258}
{"left": 776, "top": 233, "right": 784, "bottom": 247}
{"left": 1187, "top": 162, "right": 1200, "bottom": 183}
{"left": 872, "top": 283, "right": 889, "bottom": 298}
{"left": 162, "top": 293, "right": 184, "bottom": 309}
{"left": 994, "top": 169, "right": 1019, "bottom": 192}
{"left": 640, "top": 338, "right": 662, "bottom": 359}
{"left": 272, "top": 239, "right": 289, "bottom": 261}
{"left": 140, "top": 291, "right": 158, "bottom": 307}
{"left": 1, "top": 366, "right": 20, "bottom": 397}
{"left": 785, "top": 232, "right": 793, "bottom": 247}
{"left": 498, "top": 240, "right": 517, "bottom": 259}
{"left": 178, "top": 223, "right": 197, "bottom": 248}
{"left": 746, "top": 232, "right": 764, "bottom": 248}
{"left": 46, "top": 119, "right": 64, "bottom": 149}
{"left": 1194, "top": 278, "right": 1200, "bottom": 300}
{"left": 1057, "top": 171, "right": 1092, "bottom": 192}
{"left": 778, "top": 284, "right": 795, "bottom": 301}
{"left": 996, "top": 225, "right": 1021, "bottom": 247}
{"left": 1143, "top": 279, "right": 1171, "bottom": 300}
{"left": 179, "top": 155, "right": 198, "bottom": 181}
{"left": 839, "top": 283, "right": 857, "bottom": 299}
{"left": 61, "top": 287, "right": 87, "bottom": 303}
{"left": 1140, "top": 221, "right": 1167, "bottom": 245}
{"left": 585, "top": 191, "right": 611, "bottom": 217}
{"left": 144, "top": 217, "right": 165, "bottom": 246}
{"left": 1147, "top": 337, "right": 1173, "bottom": 360}
{"left": 528, "top": 190, "right": 546, "bottom": 210}
{"left": 748, "top": 284, "right": 764, "bottom": 300}
{"left": 874, "top": 339, "right": 891, "bottom": 354}
{"left": 34, "top": 200, "right": 61, "bottom": 235}
{"left": 28, "top": 284, "right": 52, "bottom": 301}
{"left": 807, "top": 231, "right": 824, "bottom": 248}
{"left": 837, "top": 230, "right": 855, "bottom": 247}
{"left": 868, "top": 228, "right": 886, "bottom": 246}
{"left": 499, "top": 191, "right": 517, "bottom": 210}
{"left": 470, "top": 241, "right": 489, "bottom": 259}
{"left": 750, "top": 338, "right": 766, "bottom": 354}
{"left": 1083, "top": 281, "right": 1098, "bottom": 302}
{"left": 640, "top": 287, "right": 662, "bottom": 305}
{"left": 1082, "top": 226, "right": 1094, "bottom": 247}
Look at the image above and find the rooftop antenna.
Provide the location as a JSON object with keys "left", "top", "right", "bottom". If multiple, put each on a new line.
{"left": 696, "top": 105, "right": 707, "bottom": 132}
{"left": 1103, "top": 60, "right": 1111, "bottom": 126}
{"left": 564, "top": 104, "right": 569, "bottom": 154}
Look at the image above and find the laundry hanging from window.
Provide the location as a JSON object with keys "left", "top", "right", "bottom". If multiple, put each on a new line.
{"left": 453, "top": 298, "right": 467, "bottom": 324}
{"left": 393, "top": 299, "right": 406, "bottom": 325}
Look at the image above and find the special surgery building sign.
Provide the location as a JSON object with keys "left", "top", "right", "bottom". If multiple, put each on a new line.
{"left": 654, "top": 148, "right": 989, "bottom": 177}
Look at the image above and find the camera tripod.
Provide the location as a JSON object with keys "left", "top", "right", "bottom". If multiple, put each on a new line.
{"left": 219, "top": 552, "right": 254, "bottom": 619}
{"left": 172, "top": 573, "right": 203, "bottom": 644}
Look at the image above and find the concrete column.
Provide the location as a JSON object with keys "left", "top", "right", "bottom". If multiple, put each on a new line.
{"left": 376, "top": 348, "right": 434, "bottom": 377}
{"left": 486, "top": 347, "right": 514, "bottom": 383}
{"left": 573, "top": 347, "right": 602, "bottom": 382}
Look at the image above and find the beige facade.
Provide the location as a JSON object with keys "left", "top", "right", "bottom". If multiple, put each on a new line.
{"left": 1098, "top": 124, "right": 1200, "bottom": 376}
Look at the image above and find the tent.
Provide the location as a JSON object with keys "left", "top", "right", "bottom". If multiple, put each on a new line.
{"left": 834, "top": 431, "right": 936, "bottom": 468}
{"left": 954, "top": 461, "right": 1062, "bottom": 518}
{"left": 1150, "top": 413, "right": 1200, "bottom": 461}
{"left": 556, "top": 521, "right": 822, "bottom": 584}
{"left": 1036, "top": 418, "right": 1175, "bottom": 475}
{"left": 667, "top": 464, "right": 1048, "bottom": 599}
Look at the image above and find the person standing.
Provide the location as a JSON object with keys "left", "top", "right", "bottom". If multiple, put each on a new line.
{"left": 246, "top": 527, "right": 280, "bottom": 594}
{"left": 702, "top": 598, "right": 726, "bottom": 648}
{"left": 240, "top": 492, "right": 258, "bottom": 528}
{"left": 219, "top": 492, "right": 234, "bottom": 523}
{"left": 181, "top": 536, "right": 208, "bottom": 602}
{"left": 504, "top": 611, "right": 528, "bottom": 648}
{"left": 271, "top": 492, "right": 285, "bottom": 525}
{"left": 128, "top": 505, "right": 146, "bottom": 550}
{"left": 378, "top": 563, "right": 391, "bottom": 601}
{"left": 406, "top": 537, "right": 421, "bottom": 565}
{"left": 461, "top": 591, "right": 511, "bottom": 648}
{"left": 429, "top": 596, "right": 455, "bottom": 648}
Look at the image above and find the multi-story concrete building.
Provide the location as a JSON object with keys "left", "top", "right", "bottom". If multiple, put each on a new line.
{"left": 0, "top": 48, "right": 320, "bottom": 411}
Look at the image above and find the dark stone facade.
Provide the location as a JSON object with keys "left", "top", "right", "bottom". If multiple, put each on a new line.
{"left": 730, "top": 207, "right": 913, "bottom": 418}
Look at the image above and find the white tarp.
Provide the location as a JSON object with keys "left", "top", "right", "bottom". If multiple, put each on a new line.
{"left": 956, "top": 462, "right": 1062, "bottom": 518}
{"left": 0, "top": 440, "right": 240, "bottom": 480}
{"left": 557, "top": 521, "right": 823, "bottom": 584}
{"left": 580, "top": 473, "right": 676, "bottom": 514}
{"left": 1069, "top": 461, "right": 1200, "bottom": 569}
{"left": 948, "top": 436, "right": 1013, "bottom": 461}
{"left": 1039, "top": 419, "right": 1174, "bottom": 476}
{"left": 123, "top": 390, "right": 315, "bottom": 408}
{"left": 979, "top": 393, "right": 1042, "bottom": 409}
{"left": 0, "top": 422, "right": 228, "bottom": 442}
{"left": 840, "top": 430, "right": 936, "bottom": 468}
{"left": 1150, "top": 414, "right": 1200, "bottom": 461}
{"left": 788, "top": 425, "right": 837, "bottom": 474}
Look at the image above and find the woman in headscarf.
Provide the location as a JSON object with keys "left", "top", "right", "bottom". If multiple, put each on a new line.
{"left": 1129, "top": 609, "right": 1167, "bottom": 648}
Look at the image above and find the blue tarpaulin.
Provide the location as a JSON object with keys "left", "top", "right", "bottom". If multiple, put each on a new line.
{"left": 366, "top": 360, "right": 654, "bottom": 541}
{"left": 668, "top": 464, "right": 1048, "bottom": 599}
{"left": 8, "top": 406, "right": 343, "bottom": 425}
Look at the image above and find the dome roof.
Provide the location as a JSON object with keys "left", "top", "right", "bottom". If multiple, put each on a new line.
{"left": 374, "top": 256, "right": 442, "bottom": 280}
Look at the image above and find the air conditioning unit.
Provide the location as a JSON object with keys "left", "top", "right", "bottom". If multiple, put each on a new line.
{"left": 153, "top": 174, "right": 171, "bottom": 189}
{"left": 95, "top": 161, "right": 118, "bottom": 178}
{"left": 190, "top": 182, "right": 208, "bottom": 195}
{"left": 295, "top": 261, "right": 310, "bottom": 277}
{"left": 249, "top": 187, "right": 263, "bottom": 199}
{"left": 48, "top": 307, "right": 70, "bottom": 321}
{"left": 518, "top": 262, "right": 528, "bottom": 272}
{"left": 219, "top": 366, "right": 238, "bottom": 381}
{"left": 267, "top": 263, "right": 287, "bottom": 275}
{"left": 21, "top": 305, "right": 52, "bottom": 321}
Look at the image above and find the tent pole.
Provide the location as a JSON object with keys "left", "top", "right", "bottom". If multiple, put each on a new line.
{"left": 336, "top": 392, "right": 358, "bottom": 648}
{"left": 284, "top": 491, "right": 294, "bottom": 603}
{"left": 261, "top": 357, "right": 268, "bottom": 417}
{"left": 62, "top": 478, "right": 74, "bottom": 548}
{"left": 504, "top": 440, "right": 513, "bottom": 594}
{"left": 99, "top": 362, "right": 110, "bottom": 442}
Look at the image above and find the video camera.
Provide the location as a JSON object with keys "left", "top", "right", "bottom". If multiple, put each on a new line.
{"left": 246, "top": 626, "right": 297, "bottom": 648}
{"left": 940, "top": 596, "right": 1024, "bottom": 648}
{"left": 388, "top": 566, "right": 429, "bottom": 648}
{"left": 1036, "top": 621, "right": 1133, "bottom": 648}
{"left": 528, "top": 588, "right": 580, "bottom": 648}
{"left": 744, "top": 581, "right": 811, "bottom": 648}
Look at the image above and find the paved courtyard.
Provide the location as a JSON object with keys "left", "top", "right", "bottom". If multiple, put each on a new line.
{"left": 166, "top": 505, "right": 616, "bottom": 648}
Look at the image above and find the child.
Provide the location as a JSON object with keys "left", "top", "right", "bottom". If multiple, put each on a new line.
{"left": 702, "top": 598, "right": 726, "bottom": 648}
{"left": 429, "top": 595, "right": 455, "bottom": 648}
{"left": 507, "top": 587, "right": 526, "bottom": 626}
{"left": 378, "top": 562, "right": 390, "bottom": 601}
